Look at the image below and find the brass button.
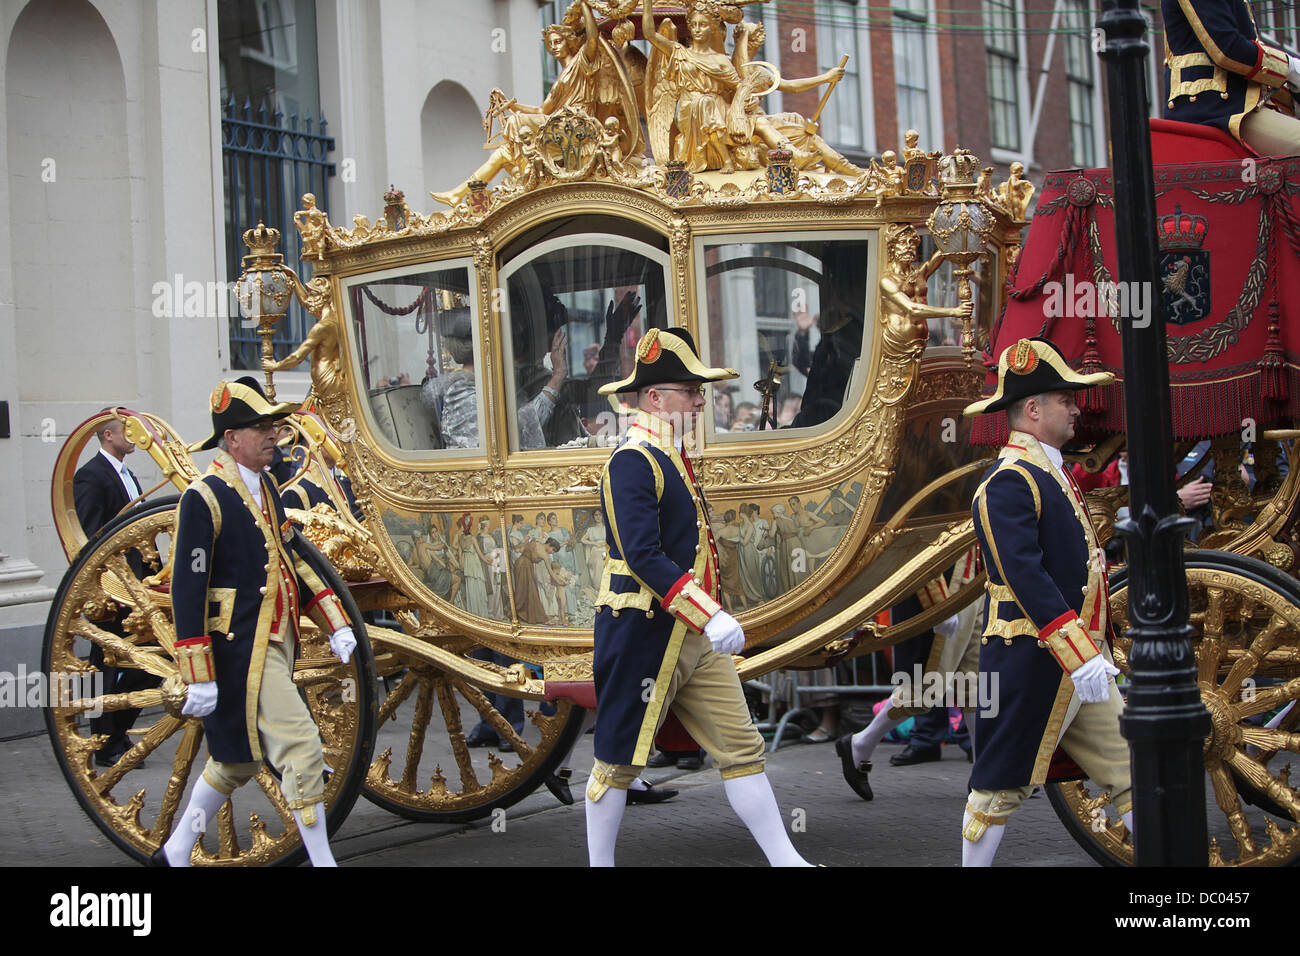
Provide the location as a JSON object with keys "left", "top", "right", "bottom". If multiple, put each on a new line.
{"left": 645, "top": 610, "right": 654, "bottom": 619}
{"left": 611, "top": 609, "right": 620, "bottom": 618}
{"left": 259, "top": 586, "right": 267, "bottom": 595}
{"left": 264, "top": 563, "right": 271, "bottom": 572}
{"left": 227, "top": 632, "right": 235, "bottom": 641}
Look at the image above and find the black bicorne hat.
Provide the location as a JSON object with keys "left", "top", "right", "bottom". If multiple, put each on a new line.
{"left": 963, "top": 337, "right": 1115, "bottom": 416}
{"left": 598, "top": 327, "right": 739, "bottom": 395}
{"left": 191, "top": 376, "right": 299, "bottom": 451}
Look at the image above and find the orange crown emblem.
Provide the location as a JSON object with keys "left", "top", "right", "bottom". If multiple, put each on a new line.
{"left": 638, "top": 329, "right": 662, "bottom": 363}
{"left": 211, "top": 384, "right": 232, "bottom": 413}
{"left": 1008, "top": 339, "right": 1038, "bottom": 374}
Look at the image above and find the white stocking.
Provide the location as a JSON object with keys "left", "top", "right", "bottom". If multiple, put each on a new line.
{"left": 162, "top": 777, "right": 228, "bottom": 867}
{"left": 585, "top": 787, "right": 628, "bottom": 867}
{"left": 961, "top": 810, "right": 1006, "bottom": 867}
{"left": 294, "top": 806, "right": 336, "bottom": 867}
{"left": 723, "top": 773, "right": 811, "bottom": 867}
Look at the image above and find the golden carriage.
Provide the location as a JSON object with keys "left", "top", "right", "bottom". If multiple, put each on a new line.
{"left": 42, "top": 1, "right": 1300, "bottom": 866}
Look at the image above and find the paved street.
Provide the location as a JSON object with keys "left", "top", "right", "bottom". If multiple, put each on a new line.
{"left": 3, "top": 726, "right": 1098, "bottom": 867}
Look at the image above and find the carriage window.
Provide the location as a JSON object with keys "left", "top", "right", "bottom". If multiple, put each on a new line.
{"left": 698, "top": 234, "right": 874, "bottom": 437}
{"left": 345, "top": 263, "right": 483, "bottom": 454}
{"left": 500, "top": 233, "right": 670, "bottom": 450}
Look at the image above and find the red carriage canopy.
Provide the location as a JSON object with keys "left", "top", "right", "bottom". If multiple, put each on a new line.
{"left": 971, "top": 155, "right": 1300, "bottom": 446}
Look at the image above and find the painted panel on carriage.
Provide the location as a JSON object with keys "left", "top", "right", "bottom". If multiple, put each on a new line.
{"left": 377, "top": 477, "right": 862, "bottom": 627}
{"left": 707, "top": 478, "right": 863, "bottom": 614}
{"left": 379, "top": 505, "right": 604, "bottom": 628}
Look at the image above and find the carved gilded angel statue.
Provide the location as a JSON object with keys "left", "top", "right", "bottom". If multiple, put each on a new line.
{"left": 642, "top": 0, "right": 858, "bottom": 174}
{"left": 432, "top": 0, "right": 641, "bottom": 205}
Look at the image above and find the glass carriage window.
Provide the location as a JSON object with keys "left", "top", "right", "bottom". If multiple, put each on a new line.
{"left": 344, "top": 263, "right": 483, "bottom": 454}
{"left": 698, "top": 234, "right": 874, "bottom": 436}
{"left": 499, "top": 226, "right": 670, "bottom": 451}
{"left": 923, "top": 235, "right": 993, "bottom": 349}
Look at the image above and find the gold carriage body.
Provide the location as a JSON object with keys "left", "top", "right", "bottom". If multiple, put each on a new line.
{"left": 43, "top": 1, "right": 1300, "bottom": 868}
{"left": 288, "top": 158, "right": 1022, "bottom": 687}
{"left": 40, "top": 1, "right": 1097, "bottom": 864}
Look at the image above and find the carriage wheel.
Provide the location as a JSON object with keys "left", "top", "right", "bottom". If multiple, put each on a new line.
{"left": 1048, "top": 551, "right": 1300, "bottom": 866}
{"left": 43, "top": 497, "right": 377, "bottom": 866}
{"left": 361, "top": 643, "right": 586, "bottom": 823}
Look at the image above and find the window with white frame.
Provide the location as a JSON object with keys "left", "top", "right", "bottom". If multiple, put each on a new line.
{"left": 1063, "top": 0, "right": 1097, "bottom": 167}
{"left": 1256, "top": 1, "right": 1298, "bottom": 53}
{"left": 816, "top": 0, "right": 874, "bottom": 154}
{"left": 983, "top": 0, "right": 1021, "bottom": 152}
{"left": 893, "top": 0, "right": 941, "bottom": 151}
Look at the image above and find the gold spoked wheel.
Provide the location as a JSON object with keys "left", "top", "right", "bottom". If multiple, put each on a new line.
{"left": 43, "top": 497, "right": 377, "bottom": 866}
{"left": 362, "top": 639, "right": 586, "bottom": 823}
{"left": 1048, "top": 551, "right": 1300, "bottom": 866}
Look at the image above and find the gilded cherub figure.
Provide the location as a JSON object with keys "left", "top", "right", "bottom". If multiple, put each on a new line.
{"left": 294, "top": 193, "right": 329, "bottom": 260}
{"left": 997, "top": 161, "right": 1035, "bottom": 220}
{"left": 870, "top": 150, "right": 905, "bottom": 207}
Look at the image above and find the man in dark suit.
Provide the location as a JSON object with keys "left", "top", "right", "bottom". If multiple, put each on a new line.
{"left": 960, "top": 339, "right": 1132, "bottom": 866}
{"left": 73, "top": 409, "right": 151, "bottom": 766}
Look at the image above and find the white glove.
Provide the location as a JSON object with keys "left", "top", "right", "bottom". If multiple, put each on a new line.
{"left": 934, "top": 614, "right": 959, "bottom": 639}
{"left": 704, "top": 611, "right": 745, "bottom": 656}
{"left": 330, "top": 625, "right": 357, "bottom": 665}
{"left": 182, "top": 681, "right": 218, "bottom": 718}
{"left": 1070, "top": 655, "right": 1120, "bottom": 704}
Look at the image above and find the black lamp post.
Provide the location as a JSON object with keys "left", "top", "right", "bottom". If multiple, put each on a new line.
{"left": 1096, "top": 0, "right": 1211, "bottom": 865}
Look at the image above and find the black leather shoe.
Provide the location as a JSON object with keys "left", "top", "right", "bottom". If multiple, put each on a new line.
{"left": 94, "top": 737, "right": 131, "bottom": 768}
{"left": 626, "top": 782, "right": 679, "bottom": 805}
{"left": 465, "top": 729, "right": 498, "bottom": 749}
{"left": 889, "top": 743, "right": 942, "bottom": 766}
{"left": 834, "top": 734, "right": 874, "bottom": 801}
{"left": 149, "top": 846, "right": 170, "bottom": 867}
{"left": 646, "top": 749, "right": 676, "bottom": 768}
{"left": 543, "top": 772, "right": 575, "bottom": 806}
{"left": 676, "top": 753, "right": 703, "bottom": 771}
